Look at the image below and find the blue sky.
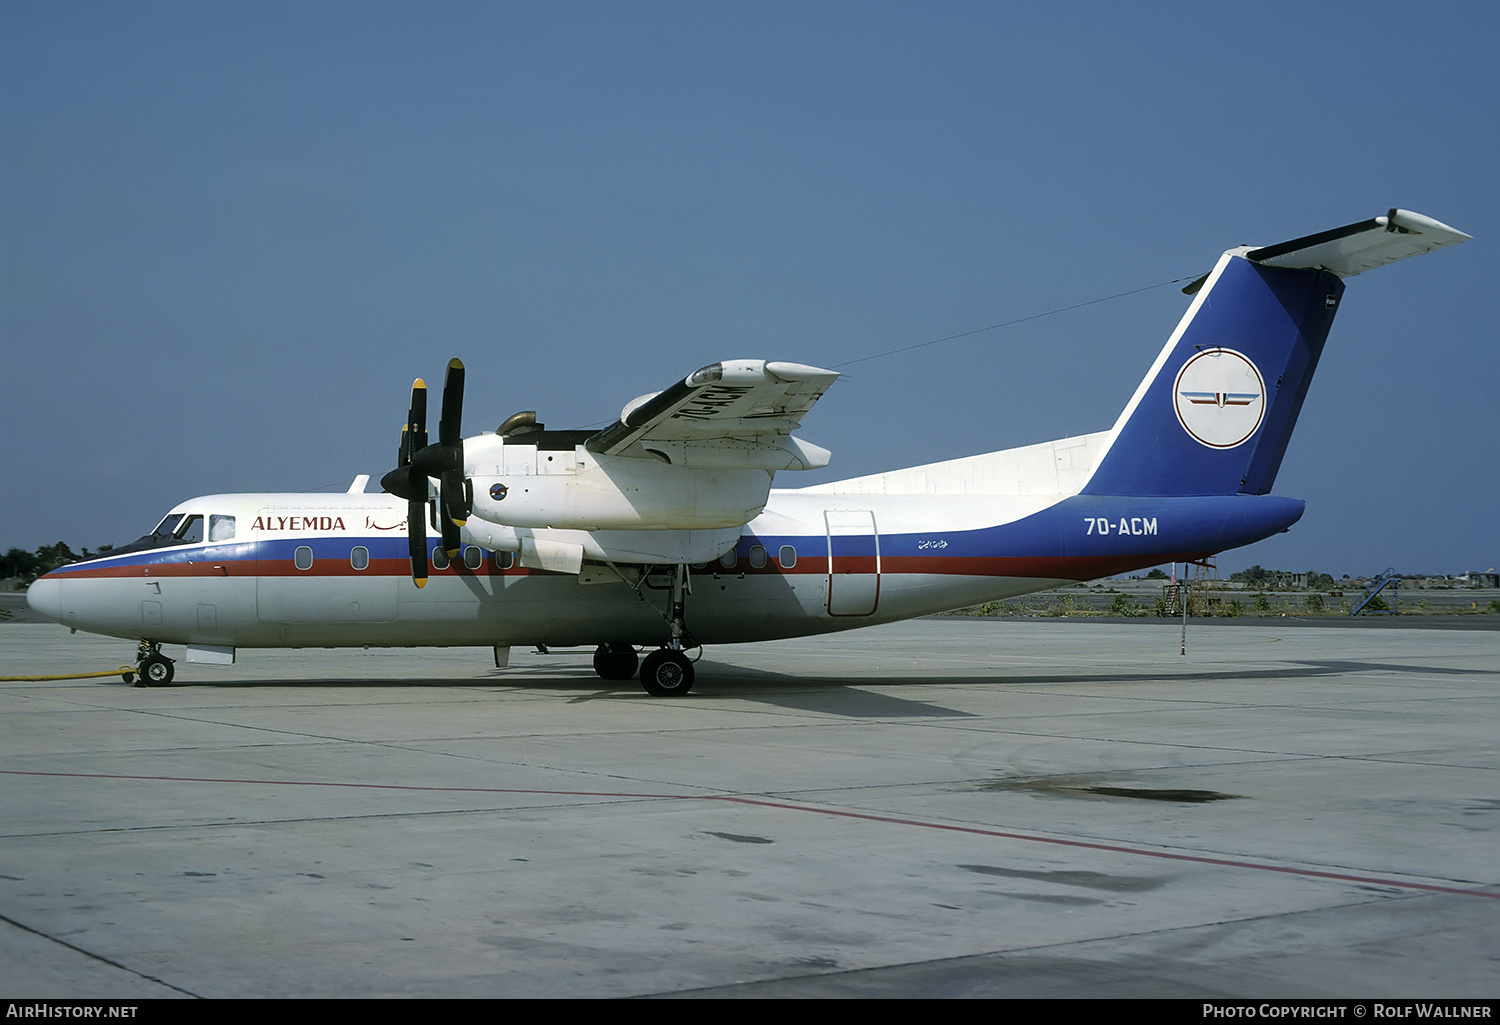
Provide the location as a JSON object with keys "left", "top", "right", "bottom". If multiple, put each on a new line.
{"left": 4, "top": 1, "right": 1495, "bottom": 576}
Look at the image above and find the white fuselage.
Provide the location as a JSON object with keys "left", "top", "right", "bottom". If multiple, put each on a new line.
{"left": 26, "top": 464, "right": 1301, "bottom": 657}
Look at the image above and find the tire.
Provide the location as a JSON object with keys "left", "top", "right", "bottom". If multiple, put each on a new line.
{"left": 639, "top": 649, "right": 694, "bottom": 697}
{"left": 141, "top": 655, "right": 174, "bottom": 687}
{"left": 592, "top": 644, "right": 640, "bottom": 681}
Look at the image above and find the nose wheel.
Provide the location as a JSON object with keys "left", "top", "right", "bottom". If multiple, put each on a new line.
{"left": 129, "top": 641, "right": 175, "bottom": 687}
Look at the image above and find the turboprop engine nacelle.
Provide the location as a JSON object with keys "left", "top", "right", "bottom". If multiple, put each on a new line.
{"left": 463, "top": 434, "right": 778, "bottom": 531}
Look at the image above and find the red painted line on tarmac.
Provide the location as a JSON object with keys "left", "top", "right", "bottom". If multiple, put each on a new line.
{"left": 7, "top": 769, "right": 1496, "bottom": 901}
{"left": 714, "top": 796, "right": 1500, "bottom": 899}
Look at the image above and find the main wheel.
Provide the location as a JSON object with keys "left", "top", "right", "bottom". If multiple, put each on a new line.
{"left": 639, "top": 649, "right": 694, "bottom": 697}
{"left": 592, "top": 643, "right": 640, "bottom": 681}
{"left": 140, "top": 655, "right": 174, "bottom": 687}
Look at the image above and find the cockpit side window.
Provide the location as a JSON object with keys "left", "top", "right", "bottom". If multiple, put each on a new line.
{"left": 174, "top": 515, "right": 204, "bottom": 544}
{"left": 209, "top": 515, "right": 236, "bottom": 542}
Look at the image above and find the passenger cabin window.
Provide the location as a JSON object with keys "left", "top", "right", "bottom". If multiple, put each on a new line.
{"left": 719, "top": 551, "right": 737, "bottom": 570}
{"left": 209, "top": 515, "right": 235, "bottom": 542}
{"left": 494, "top": 551, "right": 514, "bottom": 570}
{"left": 464, "top": 546, "right": 483, "bottom": 570}
{"left": 779, "top": 545, "right": 796, "bottom": 568}
{"left": 749, "top": 545, "right": 768, "bottom": 569}
{"left": 294, "top": 546, "right": 314, "bottom": 571}
{"left": 432, "top": 546, "right": 450, "bottom": 571}
{"left": 351, "top": 546, "right": 370, "bottom": 571}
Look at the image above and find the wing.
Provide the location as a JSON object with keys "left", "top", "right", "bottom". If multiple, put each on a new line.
{"left": 586, "top": 360, "right": 839, "bottom": 471}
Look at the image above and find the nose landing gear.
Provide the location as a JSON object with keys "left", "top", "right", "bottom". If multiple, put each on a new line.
{"left": 127, "top": 640, "right": 175, "bottom": 687}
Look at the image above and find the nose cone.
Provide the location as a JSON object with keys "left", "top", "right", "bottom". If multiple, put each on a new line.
{"left": 26, "top": 575, "right": 63, "bottom": 624}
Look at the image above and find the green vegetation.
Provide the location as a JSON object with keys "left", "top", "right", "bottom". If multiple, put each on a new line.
{"left": 1230, "top": 565, "right": 1335, "bottom": 590}
{"left": 943, "top": 572, "right": 1499, "bottom": 619}
{"left": 2, "top": 543, "right": 113, "bottom": 588}
{"left": 5, "top": 546, "right": 85, "bottom": 585}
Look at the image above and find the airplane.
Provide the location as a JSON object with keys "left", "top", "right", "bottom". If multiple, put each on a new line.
{"left": 26, "top": 209, "right": 1470, "bottom": 696}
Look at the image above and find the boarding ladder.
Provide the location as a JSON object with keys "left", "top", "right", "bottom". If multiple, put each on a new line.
{"left": 1351, "top": 567, "right": 1400, "bottom": 616}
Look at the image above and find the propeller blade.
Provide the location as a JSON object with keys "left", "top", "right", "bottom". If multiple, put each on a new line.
{"left": 441, "top": 470, "right": 471, "bottom": 525}
{"left": 382, "top": 360, "right": 469, "bottom": 574}
{"left": 439, "top": 359, "right": 464, "bottom": 448}
{"left": 408, "top": 377, "right": 428, "bottom": 453}
{"left": 407, "top": 498, "right": 428, "bottom": 588}
{"left": 397, "top": 379, "right": 427, "bottom": 466}
{"left": 440, "top": 513, "right": 461, "bottom": 560}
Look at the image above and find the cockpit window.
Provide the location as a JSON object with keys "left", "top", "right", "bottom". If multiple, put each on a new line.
{"left": 175, "top": 515, "right": 204, "bottom": 544}
{"left": 108, "top": 510, "right": 213, "bottom": 559}
{"left": 209, "top": 515, "right": 235, "bottom": 542}
{"left": 150, "top": 514, "right": 184, "bottom": 540}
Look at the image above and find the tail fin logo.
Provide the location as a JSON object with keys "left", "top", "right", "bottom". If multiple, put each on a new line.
{"left": 1173, "top": 348, "right": 1266, "bottom": 449}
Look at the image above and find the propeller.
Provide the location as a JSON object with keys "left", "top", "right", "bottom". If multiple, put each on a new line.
{"left": 380, "top": 359, "right": 472, "bottom": 587}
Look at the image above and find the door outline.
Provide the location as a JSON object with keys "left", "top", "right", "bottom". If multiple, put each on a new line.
{"left": 825, "top": 509, "right": 880, "bottom": 616}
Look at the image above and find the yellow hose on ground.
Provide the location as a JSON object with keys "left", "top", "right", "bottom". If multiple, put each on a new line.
{"left": 0, "top": 667, "right": 137, "bottom": 682}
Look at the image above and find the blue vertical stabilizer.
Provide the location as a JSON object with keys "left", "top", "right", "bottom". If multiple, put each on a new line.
{"left": 1083, "top": 210, "right": 1468, "bottom": 499}
{"left": 1083, "top": 256, "right": 1342, "bottom": 497}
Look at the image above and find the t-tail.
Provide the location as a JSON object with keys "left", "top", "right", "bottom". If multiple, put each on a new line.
{"left": 1082, "top": 209, "right": 1469, "bottom": 499}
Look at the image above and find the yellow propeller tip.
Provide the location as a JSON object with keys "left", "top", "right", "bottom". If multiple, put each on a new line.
{"left": 414, "top": 578, "right": 427, "bottom": 589}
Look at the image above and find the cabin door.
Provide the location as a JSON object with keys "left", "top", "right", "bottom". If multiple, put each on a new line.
{"left": 825, "top": 509, "right": 880, "bottom": 616}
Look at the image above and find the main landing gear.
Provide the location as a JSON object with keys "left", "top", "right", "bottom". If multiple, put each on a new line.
{"left": 592, "top": 643, "right": 639, "bottom": 680}
{"left": 593, "top": 644, "right": 696, "bottom": 695}
{"left": 125, "top": 640, "right": 175, "bottom": 687}
{"left": 594, "top": 564, "right": 698, "bottom": 696}
{"left": 639, "top": 648, "right": 694, "bottom": 696}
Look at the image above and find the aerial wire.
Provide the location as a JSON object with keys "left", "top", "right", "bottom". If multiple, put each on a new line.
{"left": 540, "top": 270, "right": 1206, "bottom": 432}
{"left": 829, "top": 273, "right": 1203, "bottom": 371}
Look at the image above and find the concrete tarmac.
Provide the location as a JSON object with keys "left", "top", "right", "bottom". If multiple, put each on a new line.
{"left": 1, "top": 617, "right": 1496, "bottom": 998}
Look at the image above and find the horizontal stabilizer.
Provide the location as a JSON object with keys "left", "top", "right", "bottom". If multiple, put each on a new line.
{"left": 1246, "top": 209, "right": 1470, "bottom": 278}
